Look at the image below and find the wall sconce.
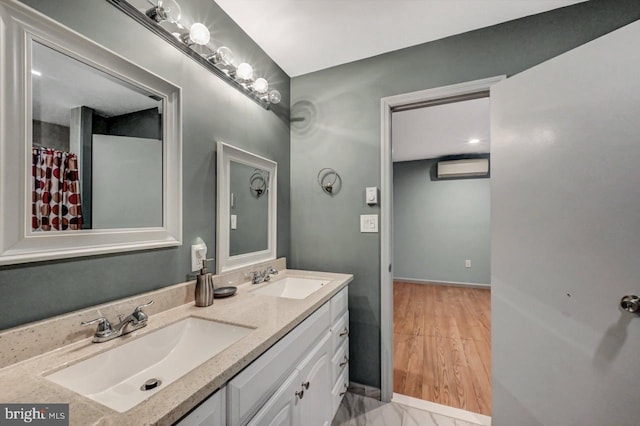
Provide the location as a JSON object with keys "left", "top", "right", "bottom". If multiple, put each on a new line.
{"left": 108, "top": 0, "right": 281, "bottom": 109}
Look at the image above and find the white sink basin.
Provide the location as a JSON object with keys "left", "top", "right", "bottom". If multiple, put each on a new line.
{"left": 46, "top": 317, "right": 252, "bottom": 413}
{"left": 252, "top": 276, "right": 329, "bottom": 299}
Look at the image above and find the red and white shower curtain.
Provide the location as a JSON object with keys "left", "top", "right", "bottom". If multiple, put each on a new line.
{"left": 32, "top": 147, "right": 83, "bottom": 231}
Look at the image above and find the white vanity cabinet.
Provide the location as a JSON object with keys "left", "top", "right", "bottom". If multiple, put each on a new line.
{"left": 227, "top": 286, "right": 349, "bottom": 426}
{"left": 329, "top": 288, "right": 349, "bottom": 418}
{"left": 175, "top": 386, "right": 225, "bottom": 426}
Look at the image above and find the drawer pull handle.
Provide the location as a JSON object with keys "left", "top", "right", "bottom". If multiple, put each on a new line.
{"left": 295, "top": 390, "right": 304, "bottom": 399}
{"left": 339, "top": 328, "right": 349, "bottom": 337}
{"left": 302, "top": 381, "right": 310, "bottom": 390}
{"left": 339, "top": 384, "right": 348, "bottom": 397}
{"left": 339, "top": 356, "right": 349, "bottom": 367}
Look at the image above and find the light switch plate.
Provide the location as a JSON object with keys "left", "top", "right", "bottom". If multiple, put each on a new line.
{"left": 360, "top": 214, "right": 378, "bottom": 233}
{"left": 366, "top": 187, "right": 378, "bottom": 205}
{"left": 231, "top": 214, "right": 237, "bottom": 230}
{"left": 191, "top": 243, "right": 207, "bottom": 272}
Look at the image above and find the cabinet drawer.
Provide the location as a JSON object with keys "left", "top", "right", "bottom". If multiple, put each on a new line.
{"left": 331, "top": 338, "right": 349, "bottom": 384}
{"left": 330, "top": 310, "right": 349, "bottom": 353}
{"left": 331, "top": 367, "right": 349, "bottom": 418}
{"left": 330, "top": 287, "right": 348, "bottom": 324}
{"left": 227, "top": 303, "right": 331, "bottom": 426}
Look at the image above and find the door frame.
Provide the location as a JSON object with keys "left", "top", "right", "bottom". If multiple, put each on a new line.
{"left": 379, "top": 75, "right": 506, "bottom": 402}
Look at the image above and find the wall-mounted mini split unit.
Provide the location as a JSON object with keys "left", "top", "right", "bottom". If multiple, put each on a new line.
{"left": 436, "top": 157, "right": 490, "bottom": 179}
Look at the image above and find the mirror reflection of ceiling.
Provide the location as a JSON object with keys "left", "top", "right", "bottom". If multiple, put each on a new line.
{"left": 392, "top": 97, "right": 490, "bottom": 162}
{"left": 31, "top": 42, "right": 160, "bottom": 126}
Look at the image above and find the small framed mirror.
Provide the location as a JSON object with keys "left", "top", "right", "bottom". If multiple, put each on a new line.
{"left": 216, "top": 142, "right": 277, "bottom": 273}
{"left": 0, "top": 1, "right": 182, "bottom": 265}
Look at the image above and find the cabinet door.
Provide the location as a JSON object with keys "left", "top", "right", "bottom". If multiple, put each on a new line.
{"left": 247, "top": 369, "right": 301, "bottom": 426}
{"left": 298, "top": 332, "right": 332, "bottom": 426}
{"left": 174, "top": 387, "right": 225, "bottom": 426}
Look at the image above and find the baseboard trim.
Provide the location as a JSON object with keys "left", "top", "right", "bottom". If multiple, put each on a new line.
{"left": 392, "top": 393, "right": 492, "bottom": 425}
{"left": 393, "top": 277, "right": 490, "bottom": 289}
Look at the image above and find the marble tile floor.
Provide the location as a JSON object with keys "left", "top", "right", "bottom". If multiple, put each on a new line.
{"left": 332, "top": 392, "right": 484, "bottom": 426}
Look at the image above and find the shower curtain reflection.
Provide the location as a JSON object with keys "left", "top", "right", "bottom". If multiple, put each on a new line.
{"left": 32, "top": 147, "right": 83, "bottom": 231}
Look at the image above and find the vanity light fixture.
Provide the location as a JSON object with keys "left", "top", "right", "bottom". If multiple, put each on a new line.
{"left": 108, "top": 0, "right": 282, "bottom": 109}
{"left": 468, "top": 138, "right": 481, "bottom": 144}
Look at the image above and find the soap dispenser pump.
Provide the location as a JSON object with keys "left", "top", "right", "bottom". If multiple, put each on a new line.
{"left": 195, "top": 258, "right": 214, "bottom": 307}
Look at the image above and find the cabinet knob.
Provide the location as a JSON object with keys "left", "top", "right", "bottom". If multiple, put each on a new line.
{"left": 339, "top": 355, "right": 349, "bottom": 367}
{"left": 620, "top": 295, "right": 640, "bottom": 313}
{"left": 295, "top": 389, "right": 304, "bottom": 399}
{"left": 339, "top": 328, "right": 349, "bottom": 337}
{"left": 302, "top": 381, "right": 310, "bottom": 390}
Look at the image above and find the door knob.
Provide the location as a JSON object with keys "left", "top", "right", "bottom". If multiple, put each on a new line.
{"left": 620, "top": 295, "right": 640, "bottom": 313}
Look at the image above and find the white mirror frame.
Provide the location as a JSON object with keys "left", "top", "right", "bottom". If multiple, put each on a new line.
{"left": 216, "top": 142, "right": 277, "bottom": 274}
{"left": 0, "top": 0, "right": 182, "bottom": 265}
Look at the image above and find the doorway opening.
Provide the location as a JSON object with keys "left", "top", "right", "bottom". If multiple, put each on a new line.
{"left": 379, "top": 76, "right": 505, "bottom": 421}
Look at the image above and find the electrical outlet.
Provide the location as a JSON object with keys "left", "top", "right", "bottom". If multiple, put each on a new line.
{"left": 465, "top": 259, "right": 471, "bottom": 268}
{"left": 191, "top": 243, "right": 207, "bottom": 272}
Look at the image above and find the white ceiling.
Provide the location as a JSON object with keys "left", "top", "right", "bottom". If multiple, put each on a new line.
{"left": 392, "top": 97, "right": 490, "bottom": 162}
{"left": 213, "top": 0, "right": 585, "bottom": 76}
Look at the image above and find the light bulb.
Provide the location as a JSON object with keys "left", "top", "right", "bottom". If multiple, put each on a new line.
{"left": 253, "top": 78, "right": 269, "bottom": 94}
{"left": 468, "top": 138, "right": 480, "bottom": 144}
{"left": 268, "top": 90, "right": 281, "bottom": 104}
{"left": 189, "top": 23, "right": 210, "bottom": 45}
{"left": 146, "top": 0, "right": 181, "bottom": 23}
{"left": 216, "top": 46, "right": 234, "bottom": 66}
{"left": 236, "top": 63, "right": 253, "bottom": 81}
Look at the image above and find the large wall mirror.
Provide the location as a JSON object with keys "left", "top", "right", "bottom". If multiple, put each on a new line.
{"left": 0, "top": 1, "right": 182, "bottom": 265}
{"left": 217, "top": 142, "right": 277, "bottom": 273}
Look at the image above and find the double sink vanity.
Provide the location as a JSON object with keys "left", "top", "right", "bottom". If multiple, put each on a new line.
{"left": 0, "top": 2, "right": 353, "bottom": 425}
{"left": 0, "top": 264, "right": 352, "bottom": 425}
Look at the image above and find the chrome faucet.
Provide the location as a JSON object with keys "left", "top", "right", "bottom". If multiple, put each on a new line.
{"left": 251, "top": 267, "right": 279, "bottom": 284}
{"left": 81, "top": 301, "right": 154, "bottom": 343}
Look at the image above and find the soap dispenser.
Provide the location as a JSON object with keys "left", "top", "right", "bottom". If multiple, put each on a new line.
{"left": 195, "top": 258, "right": 214, "bottom": 307}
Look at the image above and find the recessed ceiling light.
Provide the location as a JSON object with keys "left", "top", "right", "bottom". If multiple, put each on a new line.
{"left": 31, "top": 69, "right": 42, "bottom": 77}
{"left": 468, "top": 138, "right": 480, "bottom": 144}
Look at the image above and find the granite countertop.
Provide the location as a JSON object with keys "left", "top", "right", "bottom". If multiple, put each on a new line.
{"left": 0, "top": 269, "right": 352, "bottom": 425}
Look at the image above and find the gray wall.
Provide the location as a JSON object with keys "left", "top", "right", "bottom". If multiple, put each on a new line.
{"left": 290, "top": 0, "right": 640, "bottom": 389}
{"left": 32, "top": 120, "right": 70, "bottom": 151}
{"left": 0, "top": 0, "right": 290, "bottom": 330}
{"left": 393, "top": 159, "right": 490, "bottom": 285}
{"left": 229, "top": 161, "right": 269, "bottom": 256}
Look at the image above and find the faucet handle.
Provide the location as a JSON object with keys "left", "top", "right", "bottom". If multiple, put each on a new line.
{"left": 81, "top": 317, "right": 112, "bottom": 333}
{"left": 132, "top": 300, "right": 154, "bottom": 322}
{"left": 266, "top": 267, "right": 278, "bottom": 275}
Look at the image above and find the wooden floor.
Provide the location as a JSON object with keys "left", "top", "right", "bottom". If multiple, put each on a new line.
{"left": 393, "top": 281, "right": 491, "bottom": 416}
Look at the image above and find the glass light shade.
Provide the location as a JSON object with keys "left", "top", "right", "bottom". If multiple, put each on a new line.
{"left": 236, "top": 63, "right": 253, "bottom": 80}
{"left": 216, "top": 46, "right": 234, "bottom": 66}
{"left": 253, "top": 78, "right": 269, "bottom": 94}
{"left": 268, "top": 90, "right": 281, "bottom": 104}
{"left": 189, "top": 23, "right": 210, "bottom": 45}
